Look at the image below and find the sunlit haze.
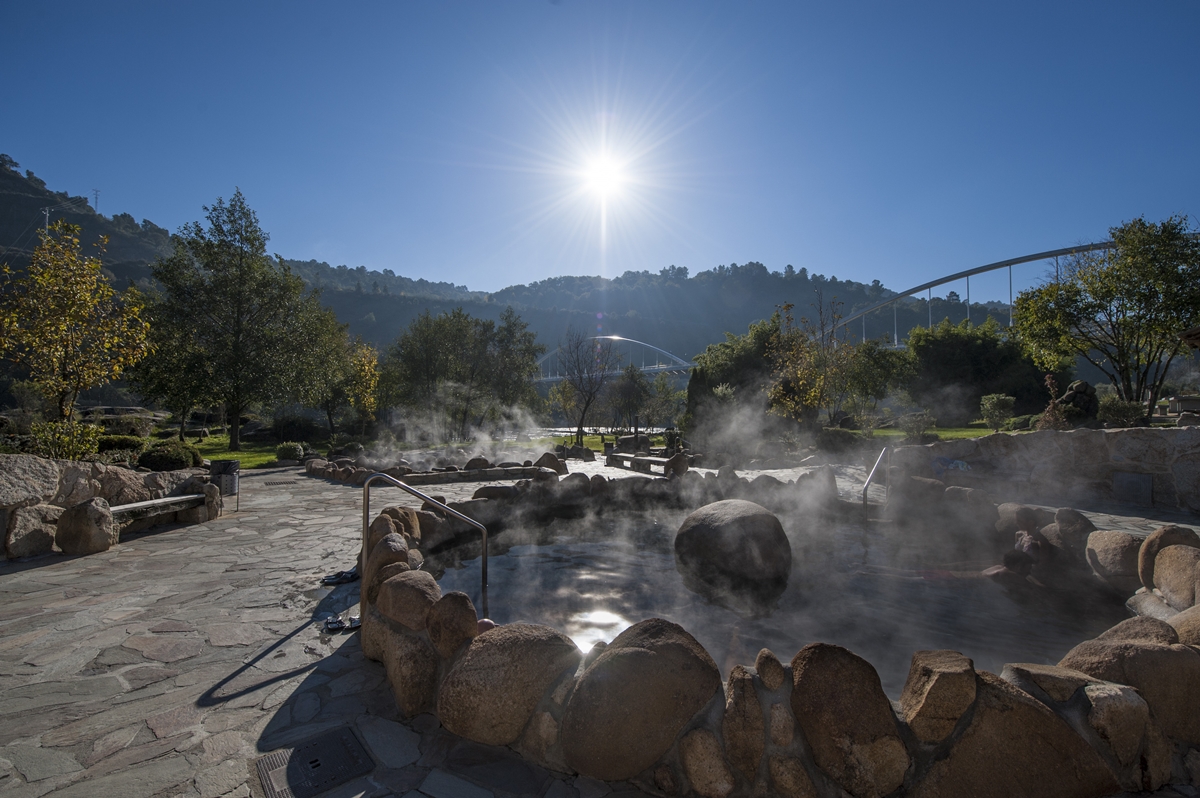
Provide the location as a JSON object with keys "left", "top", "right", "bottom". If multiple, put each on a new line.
{"left": 2, "top": 2, "right": 1197, "bottom": 297}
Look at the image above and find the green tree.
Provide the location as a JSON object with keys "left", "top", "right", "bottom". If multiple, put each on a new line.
{"left": 905, "top": 317, "right": 1056, "bottom": 425}
{"left": 0, "top": 221, "right": 149, "bottom": 420}
{"left": 685, "top": 313, "right": 781, "bottom": 420}
{"left": 609, "top": 364, "right": 651, "bottom": 430}
{"left": 380, "top": 307, "right": 544, "bottom": 440}
{"left": 1015, "top": 216, "right": 1200, "bottom": 412}
{"left": 293, "top": 305, "right": 352, "bottom": 436}
{"left": 128, "top": 298, "right": 214, "bottom": 440}
{"left": 846, "top": 337, "right": 911, "bottom": 425}
{"left": 769, "top": 296, "right": 854, "bottom": 429}
{"left": 645, "top": 372, "right": 686, "bottom": 430}
{"left": 151, "top": 190, "right": 328, "bottom": 450}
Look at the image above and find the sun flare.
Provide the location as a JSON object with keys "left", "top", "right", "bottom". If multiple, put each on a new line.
{"left": 582, "top": 156, "right": 626, "bottom": 199}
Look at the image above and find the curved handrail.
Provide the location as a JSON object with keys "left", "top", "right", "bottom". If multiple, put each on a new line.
{"left": 363, "top": 473, "right": 489, "bottom": 618}
{"left": 862, "top": 446, "right": 891, "bottom": 525}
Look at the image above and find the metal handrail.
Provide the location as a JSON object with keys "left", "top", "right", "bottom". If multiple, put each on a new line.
{"left": 862, "top": 446, "right": 891, "bottom": 525}
{"left": 363, "top": 473, "right": 488, "bottom": 618}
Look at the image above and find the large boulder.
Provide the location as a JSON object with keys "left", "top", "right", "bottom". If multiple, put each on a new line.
{"left": 377, "top": 616, "right": 440, "bottom": 717}
{"left": 427, "top": 591, "right": 480, "bottom": 659}
{"left": 98, "top": 467, "right": 151, "bottom": 506}
{"left": 790, "top": 643, "right": 908, "bottom": 798}
{"left": 722, "top": 664, "right": 764, "bottom": 780}
{"left": 55, "top": 497, "right": 116, "bottom": 555}
{"left": 437, "top": 623, "right": 581, "bottom": 746}
{"left": 52, "top": 461, "right": 102, "bottom": 506}
{"left": 1095, "top": 616, "right": 1179, "bottom": 646}
{"left": 365, "top": 532, "right": 408, "bottom": 591}
{"left": 1047, "top": 508, "right": 1096, "bottom": 559}
{"left": 1086, "top": 530, "right": 1142, "bottom": 595}
{"left": 5, "top": 504, "right": 62, "bottom": 559}
{"left": 679, "top": 729, "right": 735, "bottom": 798}
{"left": 561, "top": 619, "right": 721, "bottom": 781}
{"left": 908, "top": 672, "right": 1117, "bottom": 798}
{"left": 1152, "top": 544, "right": 1200, "bottom": 611}
{"left": 1168, "top": 604, "right": 1200, "bottom": 645}
{"left": 1138, "top": 525, "right": 1200, "bottom": 590}
{"left": 1059, "top": 639, "right": 1200, "bottom": 743}
{"left": 899, "top": 650, "right": 977, "bottom": 743}
{"left": 675, "top": 500, "right": 791, "bottom": 604}
{"left": 376, "top": 570, "right": 441, "bottom": 631}
{"left": 0, "top": 454, "right": 60, "bottom": 509}
{"left": 534, "top": 451, "right": 568, "bottom": 476}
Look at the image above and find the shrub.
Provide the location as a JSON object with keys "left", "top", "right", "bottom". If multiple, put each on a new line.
{"left": 100, "top": 415, "right": 154, "bottom": 437}
{"left": 1098, "top": 394, "right": 1146, "bottom": 428}
{"left": 97, "top": 449, "right": 141, "bottom": 465}
{"left": 1005, "top": 414, "right": 1035, "bottom": 431}
{"left": 980, "top": 394, "right": 1016, "bottom": 432}
{"left": 138, "top": 440, "right": 203, "bottom": 471}
{"left": 29, "top": 420, "right": 102, "bottom": 460}
{"left": 816, "top": 427, "right": 860, "bottom": 453}
{"left": 276, "top": 441, "right": 305, "bottom": 461}
{"left": 1035, "top": 375, "right": 1071, "bottom": 431}
{"left": 98, "top": 434, "right": 148, "bottom": 453}
{"left": 898, "top": 411, "right": 936, "bottom": 442}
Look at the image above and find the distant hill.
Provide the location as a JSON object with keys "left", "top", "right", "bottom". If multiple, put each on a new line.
{"left": 0, "top": 153, "right": 1011, "bottom": 363}
{"left": 0, "top": 156, "right": 172, "bottom": 289}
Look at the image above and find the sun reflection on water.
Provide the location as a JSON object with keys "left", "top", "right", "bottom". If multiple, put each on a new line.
{"left": 563, "top": 609, "right": 632, "bottom": 652}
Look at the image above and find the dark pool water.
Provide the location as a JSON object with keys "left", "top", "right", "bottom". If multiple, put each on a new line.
{"left": 432, "top": 512, "right": 1130, "bottom": 697}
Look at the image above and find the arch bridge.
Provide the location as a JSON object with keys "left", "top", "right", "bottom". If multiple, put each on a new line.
{"left": 535, "top": 336, "right": 694, "bottom": 385}
{"left": 837, "top": 241, "right": 1115, "bottom": 346}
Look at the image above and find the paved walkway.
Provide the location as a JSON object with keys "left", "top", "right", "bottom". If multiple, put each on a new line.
{"left": 0, "top": 460, "right": 1195, "bottom": 798}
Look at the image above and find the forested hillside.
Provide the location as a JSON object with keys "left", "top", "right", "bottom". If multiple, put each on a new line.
{"left": 0, "top": 154, "right": 1013, "bottom": 362}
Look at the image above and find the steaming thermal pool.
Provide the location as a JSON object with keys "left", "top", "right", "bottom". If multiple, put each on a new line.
{"left": 431, "top": 512, "right": 1130, "bottom": 697}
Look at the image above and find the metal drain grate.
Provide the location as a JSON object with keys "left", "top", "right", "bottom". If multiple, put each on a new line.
{"left": 256, "top": 727, "right": 374, "bottom": 798}
{"left": 264, "top": 480, "right": 299, "bottom": 486}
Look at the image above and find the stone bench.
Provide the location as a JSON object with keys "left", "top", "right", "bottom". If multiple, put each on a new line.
{"left": 605, "top": 452, "right": 688, "bottom": 477}
{"left": 111, "top": 494, "right": 206, "bottom": 526}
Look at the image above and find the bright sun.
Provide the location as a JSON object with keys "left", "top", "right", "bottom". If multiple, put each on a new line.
{"left": 583, "top": 156, "right": 626, "bottom": 198}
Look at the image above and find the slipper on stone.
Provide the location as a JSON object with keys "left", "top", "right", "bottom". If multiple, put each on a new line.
{"left": 347, "top": 616, "right": 361, "bottom": 631}
{"left": 324, "top": 616, "right": 348, "bottom": 632}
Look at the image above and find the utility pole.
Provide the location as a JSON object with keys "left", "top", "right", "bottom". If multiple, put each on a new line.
{"left": 92, "top": 189, "right": 100, "bottom": 213}
{"left": 42, "top": 207, "right": 49, "bottom": 231}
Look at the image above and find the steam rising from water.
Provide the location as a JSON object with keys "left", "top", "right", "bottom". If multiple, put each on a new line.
{"left": 432, "top": 502, "right": 1129, "bottom": 696}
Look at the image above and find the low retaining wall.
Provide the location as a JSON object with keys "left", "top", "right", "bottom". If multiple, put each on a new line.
{"left": 1, "top": 453, "right": 210, "bottom": 559}
{"left": 358, "top": 490, "right": 1200, "bottom": 798}
{"left": 893, "top": 428, "right": 1200, "bottom": 514}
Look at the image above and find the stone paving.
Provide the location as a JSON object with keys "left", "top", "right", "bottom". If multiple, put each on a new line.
{"left": 0, "top": 458, "right": 1196, "bottom": 798}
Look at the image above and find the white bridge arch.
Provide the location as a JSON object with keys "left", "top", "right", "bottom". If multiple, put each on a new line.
{"left": 535, "top": 335, "right": 694, "bottom": 385}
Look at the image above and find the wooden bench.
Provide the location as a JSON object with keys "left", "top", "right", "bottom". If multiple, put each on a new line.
{"left": 111, "top": 494, "right": 206, "bottom": 525}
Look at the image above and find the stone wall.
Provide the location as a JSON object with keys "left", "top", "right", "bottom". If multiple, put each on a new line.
{"left": 1, "top": 453, "right": 204, "bottom": 559}
{"left": 892, "top": 428, "right": 1200, "bottom": 514}
{"left": 358, "top": 491, "right": 1200, "bottom": 798}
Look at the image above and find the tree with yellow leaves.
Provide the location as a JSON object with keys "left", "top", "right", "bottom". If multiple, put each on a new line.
{"left": 0, "top": 220, "right": 149, "bottom": 420}
{"left": 346, "top": 338, "right": 380, "bottom": 436}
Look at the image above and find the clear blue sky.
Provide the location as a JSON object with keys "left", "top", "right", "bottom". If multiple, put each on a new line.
{"left": 3, "top": 2, "right": 1197, "bottom": 298}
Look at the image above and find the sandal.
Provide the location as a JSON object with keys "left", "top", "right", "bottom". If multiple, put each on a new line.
{"left": 320, "top": 567, "right": 359, "bottom": 585}
{"left": 324, "top": 616, "right": 348, "bottom": 632}
{"left": 347, "top": 616, "right": 361, "bottom": 631}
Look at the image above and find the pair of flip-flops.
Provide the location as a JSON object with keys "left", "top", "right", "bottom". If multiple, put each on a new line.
{"left": 321, "top": 567, "right": 359, "bottom": 585}
{"left": 323, "top": 615, "right": 361, "bottom": 633}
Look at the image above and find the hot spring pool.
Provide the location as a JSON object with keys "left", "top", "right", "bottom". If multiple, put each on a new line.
{"left": 429, "top": 511, "right": 1130, "bottom": 696}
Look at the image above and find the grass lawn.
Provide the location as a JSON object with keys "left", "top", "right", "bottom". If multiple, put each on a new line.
{"left": 873, "top": 424, "right": 1000, "bottom": 442}
{"left": 192, "top": 434, "right": 290, "bottom": 469}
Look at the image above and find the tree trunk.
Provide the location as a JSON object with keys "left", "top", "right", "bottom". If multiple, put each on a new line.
{"left": 229, "top": 404, "right": 242, "bottom": 451}
{"left": 325, "top": 406, "right": 336, "bottom": 438}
